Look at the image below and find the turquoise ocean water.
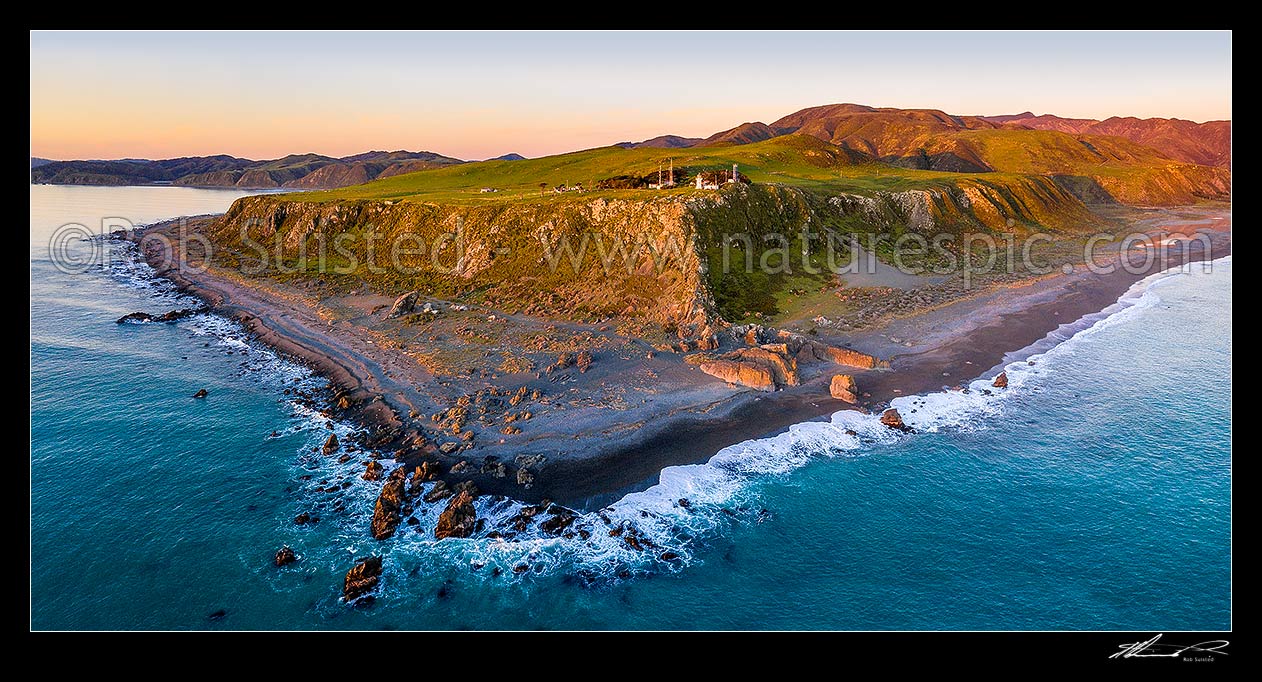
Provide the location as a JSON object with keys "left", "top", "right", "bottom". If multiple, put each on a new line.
{"left": 30, "top": 185, "right": 1230, "bottom": 630}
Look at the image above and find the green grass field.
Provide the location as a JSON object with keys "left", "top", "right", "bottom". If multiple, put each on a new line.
{"left": 285, "top": 135, "right": 994, "bottom": 205}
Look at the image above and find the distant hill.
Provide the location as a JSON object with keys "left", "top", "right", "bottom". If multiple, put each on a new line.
{"left": 31, "top": 150, "right": 465, "bottom": 189}
{"left": 486, "top": 153, "right": 527, "bottom": 161}
{"left": 979, "top": 113, "right": 1230, "bottom": 168}
{"left": 31, "top": 157, "right": 55, "bottom": 168}
{"left": 615, "top": 135, "right": 703, "bottom": 149}
{"left": 615, "top": 102, "right": 1231, "bottom": 173}
{"left": 700, "top": 122, "right": 783, "bottom": 146}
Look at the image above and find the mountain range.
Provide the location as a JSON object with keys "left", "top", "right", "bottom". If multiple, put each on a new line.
{"left": 30, "top": 150, "right": 464, "bottom": 189}
{"left": 620, "top": 103, "right": 1230, "bottom": 171}
{"left": 31, "top": 102, "right": 1230, "bottom": 191}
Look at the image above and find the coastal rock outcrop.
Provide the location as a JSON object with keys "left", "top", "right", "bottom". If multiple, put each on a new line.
{"left": 322, "top": 433, "right": 339, "bottom": 455}
{"left": 342, "top": 556, "right": 383, "bottom": 601}
{"left": 539, "top": 507, "right": 578, "bottom": 535}
{"left": 434, "top": 490, "right": 478, "bottom": 540}
{"left": 880, "top": 408, "right": 911, "bottom": 431}
{"left": 370, "top": 469, "right": 407, "bottom": 540}
{"left": 423, "top": 480, "right": 452, "bottom": 503}
{"left": 830, "top": 374, "right": 859, "bottom": 403}
{"left": 409, "top": 462, "right": 440, "bottom": 492}
{"left": 992, "top": 371, "right": 1008, "bottom": 388}
{"left": 115, "top": 309, "right": 198, "bottom": 325}
{"left": 362, "top": 461, "right": 384, "bottom": 481}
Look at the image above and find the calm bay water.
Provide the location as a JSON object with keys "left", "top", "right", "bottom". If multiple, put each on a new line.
{"left": 30, "top": 185, "right": 1231, "bottom": 630}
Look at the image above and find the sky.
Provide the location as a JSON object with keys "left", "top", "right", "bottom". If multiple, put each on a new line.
{"left": 30, "top": 30, "right": 1232, "bottom": 162}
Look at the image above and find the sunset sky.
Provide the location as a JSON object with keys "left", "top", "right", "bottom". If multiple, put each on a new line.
{"left": 30, "top": 30, "right": 1232, "bottom": 162}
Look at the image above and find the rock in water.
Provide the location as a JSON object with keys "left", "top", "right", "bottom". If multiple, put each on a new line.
{"left": 423, "top": 480, "right": 452, "bottom": 503}
{"left": 434, "top": 490, "right": 478, "bottom": 540}
{"left": 516, "top": 467, "right": 535, "bottom": 488}
{"left": 387, "top": 291, "right": 419, "bottom": 318}
{"left": 880, "top": 408, "right": 909, "bottom": 431}
{"left": 370, "top": 471, "right": 407, "bottom": 540}
{"left": 362, "top": 461, "right": 384, "bottom": 481}
{"left": 539, "top": 508, "right": 577, "bottom": 535}
{"left": 343, "top": 556, "right": 383, "bottom": 601}
{"left": 274, "top": 546, "right": 297, "bottom": 567}
{"left": 153, "top": 309, "right": 197, "bottom": 323}
{"left": 322, "top": 433, "right": 339, "bottom": 455}
{"left": 829, "top": 374, "right": 859, "bottom": 403}
{"left": 192, "top": 388, "right": 209, "bottom": 399}
{"left": 117, "top": 309, "right": 198, "bottom": 324}
{"left": 992, "top": 371, "right": 1009, "bottom": 388}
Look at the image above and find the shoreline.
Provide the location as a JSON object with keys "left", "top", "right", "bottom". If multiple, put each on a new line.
{"left": 563, "top": 217, "right": 1231, "bottom": 506}
{"left": 128, "top": 209, "right": 1231, "bottom": 510}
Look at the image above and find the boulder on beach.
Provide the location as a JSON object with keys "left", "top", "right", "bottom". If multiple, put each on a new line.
{"left": 387, "top": 291, "right": 420, "bottom": 318}
{"left": 342, "top": 556, "right": 383, "bottom": 601}
{"left": 698, "top": 359, "right": 775, "bottom": 391}
{"left": 993, "top": 371, "right": 1009, "bottom": 388}
{"left": 434, "top": 490, "right": 478, "bottom": 540}
{"left": 830, "top": 374, "right": 859, "bottom": 403}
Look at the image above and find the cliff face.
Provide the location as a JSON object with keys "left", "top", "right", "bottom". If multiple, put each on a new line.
{"left": 208, "top": 176, "right": 1102, "bottom": 336}
{"left": 1088, "top": 164, "right": 1232, "bottom": 206}
{"left": 210, "top": 193, "right": 716, "bottom": 336}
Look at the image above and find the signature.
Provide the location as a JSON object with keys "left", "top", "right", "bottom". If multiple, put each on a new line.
{"left": 1111, "top": 634, "right": 1230, "bottom": 660}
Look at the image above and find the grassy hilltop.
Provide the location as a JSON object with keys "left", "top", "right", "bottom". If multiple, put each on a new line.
{"left": 286, "top": 135, "right": 1060, "bottom": 204}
